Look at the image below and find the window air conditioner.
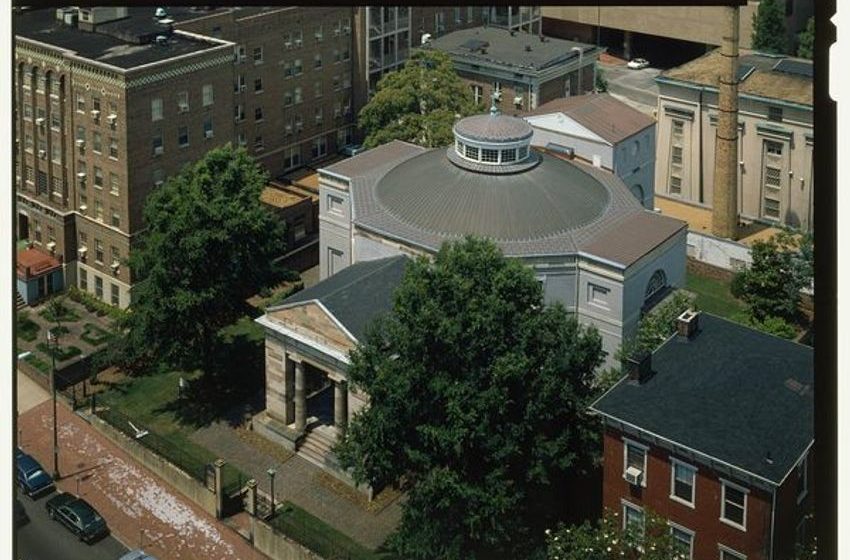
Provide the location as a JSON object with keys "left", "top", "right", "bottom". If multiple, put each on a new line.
{"left": 624, "top": 466, "right": 643, "bottom": 486}
{"left": 154, "top": 180, "right": 164, "bottom": 187}
{"left": 107, "top": 114, "right": 118, "bottom": 124}
{"left": 284, "top": 41, "right": 292, "bottom": 48}
{"left": 240, "top": 84, "right": 247, "bottom": 92}
{"left": 110, "top": 261, "right": 120, "bottom": 272}
{"left": 38, "top": 149, "right": 47, "bottom": 159}
{"left": 90, "top": 109, "right": 100, "bottom": 118}
{"left": 35, "top": 117, "right": 45, "bottom": 126}
{"left": 77, "top": 171, "right": 87, "bottom": 179}
{"left": 178, "top": 103, "right": 189, "bottom": 113}
{"left": 204, "top": 130, "right": 214, "bottom": 139}
{"left": 76, "top": 139, "right": 86, "bottom": 147}
{"left": 513, "top": 96, "right": 523, "bottom": 106}
{"left": 294, "top": 38, "right": 302, "bottom": 47}
{"left": 46, "top": 241, "right": 56, "bottom": 251}
{"left": 153, "top": 146, "right": 164, "bottom": 155}
{"left": 79, "top": 204, "right": 87, "bottom": 213}
{"left": 493, "top": 91, "right": 502, "bottom": 101}
{"left": 78, "top": 246, "right": 87, "bottom": 258}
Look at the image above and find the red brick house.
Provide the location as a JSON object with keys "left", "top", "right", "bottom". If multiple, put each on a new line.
{"left": 591, "top": 312, "right": 813, "bottom": 560}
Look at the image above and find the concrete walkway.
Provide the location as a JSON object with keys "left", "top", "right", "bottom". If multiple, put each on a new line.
{"left": 191, "top": 420, "right": 403, "bottom": 550}
{"left": 17, "top": 368, "right": 50, "bottom": 414}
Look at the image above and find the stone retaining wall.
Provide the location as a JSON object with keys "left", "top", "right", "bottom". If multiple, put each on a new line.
{"left": 252, "top": 518, "right": 323, "bottom": 560}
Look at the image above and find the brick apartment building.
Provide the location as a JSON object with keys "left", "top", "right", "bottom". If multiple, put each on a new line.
{"left": 14, "top": 6, "right": 541, "bottom": 308}
{"left": 591, "top": 312, "right": 814, "bottom": 560}
{"left": 15, "top": 7, "right": 236, "bottom": 308}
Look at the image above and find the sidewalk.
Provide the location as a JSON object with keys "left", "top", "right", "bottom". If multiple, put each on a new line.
{"left": 17, "top": 368, "right": 50, "bottom": 414}
{"left": 17, "top": 400, "right": 269, "bottom": 560}
{"left": 192, "top": 420, "right": 403, "bottom": 550}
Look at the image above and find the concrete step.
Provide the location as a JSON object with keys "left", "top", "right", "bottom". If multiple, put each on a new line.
{"left": 298, "top": 429, "right": 341, "bottom": 469}
{"left": 16, "top": 291, "right": 26, "bottom": 311}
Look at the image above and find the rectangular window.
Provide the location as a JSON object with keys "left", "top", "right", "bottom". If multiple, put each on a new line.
{"left": 94, "top": 166, "right": 103, "bottom": 189}
{"left": 465, "top": 145, "right": 479, "bottom": 160}
{"left": 26, "top": 165, "right": 34, "bottom": 183}
{"left": 315, "top": 107, "right": 323, "bottom": 125}
{"left": 471, "top": 84, "right": 483, "bottom": 105}
{"left": 253, "top": 46, "right": 264, "bottom": 64}
{"left": 294, "top": 59, "right": 303, "bottom": 75}
{"left": 314, "top": 53, "right": 323, "bottom": 69}
{"left": 152, "top": 131, "right": 163, "bottom": 155}
{"left": 95, "top": 276, "right": 103, "bottom": 300}
{"left": 92, "top": 96, "right": 101, "bottom": 114}
{"left": 178, "top": 126, "right": 189, "bottom": 147}
{"left": 109, "top": 172, "right": 119, "bottom": 196}
{"left": 672, "top": 146, "right": 683, "bottom": 165}
{"left": 765, "top": 140, "right": 783, "bottom": 156}
{"left": 719, "top": 545, "right": 747, "bottom": 560}
{"left": 254, "top": 77, "right": 263, "bottom": 93}
{"left": 51, "top": 177, "right": 63, "bottom": 197}
{"left": 202, "top": 84, "right": 214, "bottom": 107}
{"left": 94, "top": 199, "right": 103, "bottom": 221}
{"left": 79, "top": 269, "right": 87, "bottom": 291}
{"left": 255, "top": 107, "right": 264, "bottom": 122}
{"left": 50, "top": 102, "right": 61, "bottom": 129}
{"left": 234, "top": 105, "right": 245, "bottom": 122}
{"left": 672, "top": 118, "right": 684, "bottom": 136}
{"left": 314, "top": 25, "right": 323, "bottom": 42}
{"left": 312, "top": 136, "right": 327, "bottom": 158}
{"left": 254, "top": 135, "right": 264, "bottom": 151}
{"left": 77, "top": 93, "right": 85, "bottom": 112}
{"left": 151, "top": 97, "right": 163, "bottom": 121}
{"left": 51, "top": 143, "right": 62, "bottom": 163}
{"left": 481, "top": 149, "right": 498, "bottom": 163}
{"left": 284, "top": 91, "right": 293, "bottom": 106}
{"left": 203, "top": 117, "right": 213, "bottom": 139}
{"left": 237, "top": 133, "right": 247, "bottom": 147}
{"left": 622, "top": 438, "right": 647, "bottom": 487}
{"left": 670, "top": 459, "right": 696, "bottom": 506}
{"left": 93, "top": 132, "right": 102, "bottom": 153}
{"left": 177, "top": 91, "right": 189, "bottom": 113}
{"left": 720, "top": 479, "right": 748, "bottom": 530}
{"left": 763, "top": 198, "right": 781, "bottom": 219}
{"left": 109, "top": 136, "right": 118, "bottom": 159}
{"left": 95, "top": 239, "right": 104, "bottom": 264}
{"left": 622, "top": 501, "right": 644, "bottom": 534}
{"left": 111, "top": 284, "right": 119, "bottom": 306}
{"left": 768, "top": 106, "right": 783, "bottom": 122}
{"left": 294, "top": 87, "right": 302, "bottom": 104}
{"left": 284, "top": 60, "right": 293, "bottom": 78}
{"left": 669, "top": 524, "right": 694, "bottom": 560}
{"left": 235, "top": 74, "right": 246, "bottom": 92}
{"left": 764, "top": 166, "right": 782, "bottom": 189}
{"left": 501, "top": 149, "right": 516, "bottom": 163}
{"left": 670, "top": 175, "right": 682, "bottom": 195}
{"left": 589, "top": 283, "right": 610, "bottom": 308}
{"left": 111, "top": 210, "right": 121, "bottom": 228}
{"left": 314, "top": 81, "right": 323, "bottom": 98}
{"left": 111, "top": 246, "right": 120, "bottom": 266}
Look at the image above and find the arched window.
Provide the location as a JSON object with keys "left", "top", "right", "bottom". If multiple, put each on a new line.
{"left": 644, "top": 269, "right": 667, "bottom": 302}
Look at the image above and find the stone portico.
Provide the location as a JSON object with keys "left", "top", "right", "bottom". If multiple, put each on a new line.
{"left": 254, "top": 256, "right": 408, "bottom": 491}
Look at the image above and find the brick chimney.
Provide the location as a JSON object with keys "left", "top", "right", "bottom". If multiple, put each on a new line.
{"left": 711, "top": 6, "right": 740, "bottom": 240}
{"left": 625, "top": 352, "right": 652, "bottom": 384}
{"left": 676, "top": 309, "right": 701, "bottom": 340}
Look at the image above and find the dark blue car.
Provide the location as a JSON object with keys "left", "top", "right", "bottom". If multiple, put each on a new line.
{"left": 16, "top": 452, "right": 55, "bottom": 498}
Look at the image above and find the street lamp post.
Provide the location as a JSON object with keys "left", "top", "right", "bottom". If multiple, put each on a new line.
{"left": 47, "top": 328, "right": 60, "bottom": 479}
{"left": 267, "top": 468, "right": 276, "bottom": 518}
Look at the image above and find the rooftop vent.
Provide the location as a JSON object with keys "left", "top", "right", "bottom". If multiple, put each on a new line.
{"left": 676, "top": 309, "right": 701, "bottom": 340}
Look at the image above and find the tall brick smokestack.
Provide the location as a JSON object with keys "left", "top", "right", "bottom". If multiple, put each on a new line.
{"left": 711, "top": 6, "right": 740, "bottom": 239}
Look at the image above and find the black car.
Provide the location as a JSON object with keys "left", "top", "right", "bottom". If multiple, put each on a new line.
{"left": 45, "top": 492, "right": 109, "bottom": 543}
{"left": 16, "top": 452, "right": 55, "bottom": 498}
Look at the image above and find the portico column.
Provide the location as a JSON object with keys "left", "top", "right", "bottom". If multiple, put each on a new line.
{"left": 282, "top": 354, "right": 295, "bottom": 425}
{"left": 294, "top": 359, "right": 306, "bottom": 432}
{"left": 334, "top": 380, "right": 348, "bottom": 434}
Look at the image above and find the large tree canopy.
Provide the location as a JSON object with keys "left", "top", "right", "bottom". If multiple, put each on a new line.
{"left": 797, "top": 16, "right": 814, "bottom": 59}
{"left": 752, "top": 0, "right": 788, "bottom": 54}
{"left": 336, "top": 237, "right": 605, "bottom": 560}
{"left": 119, "top": 144, "right": 284, "bottom": 371}
{"left": 358, "top": 50, "right": 481, "bottom": 149}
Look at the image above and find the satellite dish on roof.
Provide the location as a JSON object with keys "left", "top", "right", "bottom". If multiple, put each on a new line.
{"left": 155, "top": 7, "right": 167, "bottom": 19}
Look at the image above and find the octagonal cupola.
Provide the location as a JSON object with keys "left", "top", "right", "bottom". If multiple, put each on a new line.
{"left": 448, "top": 102, "right": 539, "bottom": 174}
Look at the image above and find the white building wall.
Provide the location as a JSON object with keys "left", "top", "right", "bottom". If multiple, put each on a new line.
{"left": 614, "top": 126, "right": 656, "bottom": 209}
{"left": 685, "top": 230, "right": 752, "bottom": 271}
{"left": 527, "top": 125, "right": 614, "bottom": 170}
{"left": 318, "top": 178, "right": 353, "bottom": 280}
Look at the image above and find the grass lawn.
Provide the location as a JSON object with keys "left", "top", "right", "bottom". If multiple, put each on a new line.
{"left": 272, "top": 501, "right": 387, "bottom": 560}
{"left": 17, "top": 312, "right": 40, "bottom": 342}
{"left": 81, "top": 322, "right": 112, "bottom": 346}
{"left": 98, "top": 370, "right": 246, "bottom": 489}
{"left": 685, "top": 271, "right": 747, "bottom": 320}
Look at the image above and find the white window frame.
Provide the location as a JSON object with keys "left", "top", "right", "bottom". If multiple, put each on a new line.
{"left": 668, "top": 521, "right": 695, "bottom": 560}
{"left": 670, "top": 457, "right": 697, "bottom": 508}
{"left": 621, "top": 499, "right": 644, "bottom": 533}
{"left": 718, "top": 544, "right": 746, "bottom": 560}
{"left": 202, "top": 84, "right": 214, "bottom": 107}
{"left": 622, "top": 437, "right": 648, "bottom": 488}
{"left": 719, "top": 478, "right": 748, "bottom": 531}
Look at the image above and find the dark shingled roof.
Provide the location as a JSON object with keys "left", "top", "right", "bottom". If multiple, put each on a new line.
{"left": 15, "top": 8, "right": 225, "bottom": 69}
{"left": 280, "top": 256, "right": 408, "bottom": 342}
{"left": 425, "top": 26, "right": 597, "bottom": 73}
{"left": 520, "top": 93, "right": 657, "bottom": 145}
{"left": 454, "top": 113, "right": 533, "bottom": 142}
{"left": 592, "top": 313, "right": 813, "bottom": 485}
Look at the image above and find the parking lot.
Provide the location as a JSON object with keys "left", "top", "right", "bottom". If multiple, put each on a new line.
{"left": 599, "top": 61, "right": 662, "bottom": 115}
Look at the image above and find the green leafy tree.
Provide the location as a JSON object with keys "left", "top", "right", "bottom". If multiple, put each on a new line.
{"left": 616, "top": 291, "right": 696, "bottom": 364}
{"left": 595, "top": 68, "right": 608, "bottom": 93}
{"left": 118, "top": 144, "right": 284, "bottom": 372}
{"left": 752, "top": 0, "right": 789, "bottom": 54}
{"left": 336, "top": 237, "right": 605, "bottom": 560}
{"left": 546, "top": 510, "right": 688, "bottom": 560}
{"left": 359, "top": 50, "right": 481, "bottom": 149}
{"left": 797, "top": 16, "right": 815, "bottom": 59}
{"left": 733, "top": 230, "right": 813, "bottom": 323}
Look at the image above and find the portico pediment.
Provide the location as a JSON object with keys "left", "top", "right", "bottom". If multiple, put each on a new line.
{"left": 267, "top": 301, "right": 356, "bottom": 356}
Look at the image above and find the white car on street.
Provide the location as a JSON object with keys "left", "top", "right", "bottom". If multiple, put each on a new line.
{"left": 627, "top": 58, "right": 650, "bottom": 70}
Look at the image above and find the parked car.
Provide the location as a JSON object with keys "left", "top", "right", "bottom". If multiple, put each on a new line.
{"left": 46, "top": 492, "right": 109, "bottom": 543}
{"left": 627, "top": 58, "right": 650, "bottom": 69}
{"left": 15, "top": 498, "right": 29, "bottom": 527}
{"left": 119, "top": 550, "right": 159, "bottom": 560}
{"left": 16, "top": 452, "right": 55, "bottom": 498}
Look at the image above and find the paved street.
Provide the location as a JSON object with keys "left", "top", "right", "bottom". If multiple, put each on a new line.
{"left": 599, "top": 62, "right": 661, "bottom": 114}
{"left": 17, "top": 397, "right": 268, "bottom": 560}
{"left": 16, "top": 488, "right": 129, "bottom": 560}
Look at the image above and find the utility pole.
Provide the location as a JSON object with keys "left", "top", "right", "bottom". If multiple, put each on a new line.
{"left": 47, "top": 326, "right": 59, "bottom": 479}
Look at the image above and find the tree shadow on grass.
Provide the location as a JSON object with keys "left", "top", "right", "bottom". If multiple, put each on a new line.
{"left": 155, "top": 324, "right": 266, "bottom": 429}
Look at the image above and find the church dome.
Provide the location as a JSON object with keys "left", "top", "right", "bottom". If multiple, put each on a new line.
{"left": 449, "top": 108, "right": 538, "bottom": 174}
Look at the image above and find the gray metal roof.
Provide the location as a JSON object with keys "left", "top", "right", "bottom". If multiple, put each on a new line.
{"left": 280, "top": 256, "right": 408, "bottom": 342}
{"left": 453, "top": 113, "right": 533, "bottom": 143}
{"left": 592, "top": 313, "right": 813, "bottom": 485}
{"left": 327, "top": 140, "right": 685, "bottom": 265}
{"left": 426, "top": 26, "right": 597, "bottom": 73}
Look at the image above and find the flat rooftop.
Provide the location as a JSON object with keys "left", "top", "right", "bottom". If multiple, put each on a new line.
{"left": 15, "top": 7, "right": 227, "bottom": 69}
{"left": 659, "top": 49, "right": 812, "bottom": 106}
{"left": 425, "top": 26, "right": 598, "bottom": 72}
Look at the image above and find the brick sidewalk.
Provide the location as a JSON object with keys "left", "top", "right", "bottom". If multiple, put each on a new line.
{"left": 18, "top": 400, "right": 269, "bottom": 560}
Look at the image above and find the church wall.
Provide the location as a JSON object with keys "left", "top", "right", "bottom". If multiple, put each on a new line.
{"left": 318, "top": 180, "right": 353, "bottom": 280}
{"left": 353, "top": 230, "right": 408, "bottom": 262}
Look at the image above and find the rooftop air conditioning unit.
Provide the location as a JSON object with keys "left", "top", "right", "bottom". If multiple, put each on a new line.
{"left": 35, "top": 117, "right": 45, "bottom": 126}
{"left": 78, "top": 246, "right": 87, "bottom": 258}
{"left": 46, "top": 241, "right": 56, "bottom": 251}
{"left": 624, "top": 466, "right": 643, "bottom": 486}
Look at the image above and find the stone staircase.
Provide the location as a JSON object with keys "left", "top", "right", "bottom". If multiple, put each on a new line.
{"left": 297, "top": 423, "right": 341, "bottom": 471}
{"left": 16, "top": 291, "right": 26, "bottom": 311}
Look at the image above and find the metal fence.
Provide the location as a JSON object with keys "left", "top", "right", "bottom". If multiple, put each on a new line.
{"left": 95, "top": 407, "right": 209, "bottom": 482}
{"left": 267, "top": 503, "right": 368, "bottom": 560}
